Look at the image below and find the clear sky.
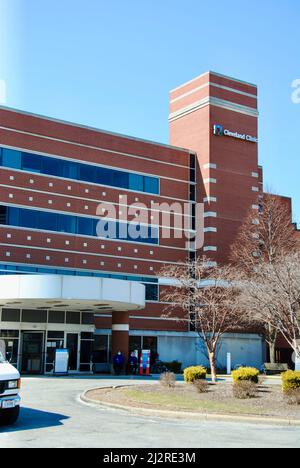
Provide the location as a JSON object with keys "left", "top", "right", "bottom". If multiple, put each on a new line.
{"left": 0, "top": 0, "right": 299, "bottom": 224}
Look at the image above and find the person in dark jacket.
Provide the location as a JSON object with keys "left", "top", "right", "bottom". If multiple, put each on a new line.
{"left": 128, "top": 352, "right": 138, "bottom": 375}
{"left": 113, "top": 351, "right": 125, "bottom": 375}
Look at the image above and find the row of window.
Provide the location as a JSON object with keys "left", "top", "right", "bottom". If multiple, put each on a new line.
{"left": 0, "top": 264, "right": 159, "bottom": 301}
{"left": 0, "top": 205, "right": 159, "bottom": 244}
{"left": 0, "top": 147, "right": 160, "bottom": 194}
{"left": 1, "top": 308, "right": 94, "bottom": 325}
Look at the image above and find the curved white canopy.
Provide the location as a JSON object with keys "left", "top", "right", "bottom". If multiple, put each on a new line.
{"left": 0, "top": 275, "right": 145, "bottom": 312}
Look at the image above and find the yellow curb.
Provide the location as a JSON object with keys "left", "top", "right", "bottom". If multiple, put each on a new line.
{"left": 80, "top": 386, "right": 300, "bottom": 427}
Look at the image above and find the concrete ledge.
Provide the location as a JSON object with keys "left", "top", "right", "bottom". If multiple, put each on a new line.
{"left": 80, "top": 386, "right": 300, "bottom": 427}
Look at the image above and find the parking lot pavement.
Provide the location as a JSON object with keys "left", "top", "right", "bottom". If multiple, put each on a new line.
{"left": 0, "top": 376, "right": 299, "bottom": 448}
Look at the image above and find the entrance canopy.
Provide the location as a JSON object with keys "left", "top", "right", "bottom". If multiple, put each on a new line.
{"left": 0, "top": 275, "right": 145, "bottom": 312}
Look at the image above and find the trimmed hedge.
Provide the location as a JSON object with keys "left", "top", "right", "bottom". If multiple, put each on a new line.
{"left": 282, "top": 371, "right": 300, "bottom": 392}
{"left": 184, "top": 366, "right": 207, "bottom": 383}
{"left": 232, "top": 367, "right": 260, "bottom": 384}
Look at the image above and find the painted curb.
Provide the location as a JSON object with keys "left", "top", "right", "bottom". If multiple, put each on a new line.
{"left": 80, "top": 386, "right": 300, "bottom": 427}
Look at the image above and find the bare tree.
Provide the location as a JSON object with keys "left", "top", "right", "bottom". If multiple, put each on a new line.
{"left": 160, "top": 259, "right": 246, "bottom": 383}
{"left": 230, "top": 193, "right": 297, "bottom": 362}
{"left": 238, "top": 253, "right": 300, "bottom": 362}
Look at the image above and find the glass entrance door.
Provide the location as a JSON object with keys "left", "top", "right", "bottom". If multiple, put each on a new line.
{"left": 66, "top": 333, "right": 79, "bottom": 371}
{"left": 21, "top": 332, "right": 44, "bottom": 374}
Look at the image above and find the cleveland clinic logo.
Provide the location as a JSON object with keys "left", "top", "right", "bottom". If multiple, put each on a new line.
{"left": 213, "top": 123, "right": 258, "bottom": 144}
{"left": 213, "top": 124, "right": 224, "bottom": 136}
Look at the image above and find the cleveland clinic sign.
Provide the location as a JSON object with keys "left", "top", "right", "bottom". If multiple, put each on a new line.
{"left": 213, "top": 124, "right": 258, "bottom": 143}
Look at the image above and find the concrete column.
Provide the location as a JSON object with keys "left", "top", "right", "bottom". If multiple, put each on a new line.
{"left": 111, "top": 311, "right": 130, "bottom": 364}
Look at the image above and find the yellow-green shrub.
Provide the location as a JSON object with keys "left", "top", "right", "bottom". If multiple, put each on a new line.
{"left": 184, "top": 366, "right": 207, "bottom": 383}
{"left": 282, "top": 371, "right": 300, "bottom": 392}
{"left": 232, "top": 367, "right": 260, "bottom": 384}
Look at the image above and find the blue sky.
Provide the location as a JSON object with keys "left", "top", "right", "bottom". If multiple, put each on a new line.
{"left": 1, "top": 0, "right": 299, "bottom": 223}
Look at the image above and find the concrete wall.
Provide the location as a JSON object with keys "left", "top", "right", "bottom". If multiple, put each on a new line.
{"left": 158, "top": 332, "right": 264, "bottom": 371}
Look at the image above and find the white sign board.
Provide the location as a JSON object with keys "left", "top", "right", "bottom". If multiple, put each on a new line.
{"left": 54, "top": 349, "right": 69, "bottom": 375}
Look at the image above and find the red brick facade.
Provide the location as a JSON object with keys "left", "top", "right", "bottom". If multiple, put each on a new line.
{"left": 0, "top": 71, "right": 297, "bottom": 343}
{"left": 170, "top": 71, "right": 261, "bottom": 264}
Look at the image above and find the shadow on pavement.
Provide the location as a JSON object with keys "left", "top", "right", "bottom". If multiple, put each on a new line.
{"left": 0, "top": 407, "right": 69, "bottom": 433}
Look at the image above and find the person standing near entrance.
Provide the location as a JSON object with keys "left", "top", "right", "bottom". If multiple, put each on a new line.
{"left": 128, "top": 352, "right": 138, "bottom": 375}
{"left": 113, "top": 351, "right": 125, "bottom": 375}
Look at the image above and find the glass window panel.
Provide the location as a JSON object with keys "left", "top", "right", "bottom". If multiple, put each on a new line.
{"left": 95, "top": 167, "right": 113, "bottom": 186}
{"left": 48, "top": 331, "right": 64, "bottom": 339}
{"left": 2, "top": 149, "right": 22, "bottom": 169}
{"left": 66, "top": 311, "right": 80, "bottom": 324}
{"left": 0, "top": 330, "right": 19, "bottom": 338}
{"left": 129, "top": 336, "right": 142, "bottom": 355}
{"left": 0, "top": 205, "right": 7, "bottom": 224}
{"left": 93, "top": 335, "right": 109, "bottom": 364}
{"left": 112, "top": 170, "right": 129, "bottom": 189}
{"left": 22, "top": 153, "right": 42, "bottom": 173}
{"left": 1, "top": 309, "right": 21, "bottom": 322}
{"left": 8, "top": 207, "right": 20, "bottom": 226}
{"left": 80, "top": 340, "right": 93, "bottom": 364}
{"left": 144, "top": 177, "right": 159, "bottom": 194}
{"left": 129, "top": 173, "right": 143, "bottom": 191}
{"left": 19, "top": 209, "right": 38, "bottom": 229}
{"left": 0, "top": 146, "right": 159, "bottom": 195}
{"left": 42, "top": 156, "right": 61, "bottom": 176}
{"left": 39, "top": 211, "right": 58, "bottom": 231}
{"left": 81, "top": 313, "right": 94, "bottom": 325}
{"left": 48, "top": 311, "right": 65, "bottom": 324}
{"left": 145, "top": 284, "right": 159, "bottom": 301}
{"left": 57, "top": 214, "right": 76, "bottom": 233}
{"left": 77, "top": 217, "right": 93, "bottom": 235}
{"left": 22, "top": 309, "right": 47, "bottom": 323}
{"left": 79, "top": 164, "right": 96, "bottom": 183}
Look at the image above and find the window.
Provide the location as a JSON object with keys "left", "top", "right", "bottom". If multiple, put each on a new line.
{"left": 22, "top": 309, "right": 47, "bottom": 323}
{"left": 144, "top": 284, "right": 159, "bottom": 301}
{"left": 144, "top": 177, "right": 159, "bottom": 194}
{"left": 1, "top": 309, "right": 21, "bottom": 322}
{"left": 0, "top": 330, "right": 19, "bottom": 366}
{"left": 66, "top": 311, "right": 80, "bottom": 324}
{"left": 93, "top": 335, "right": 110, "bottom": 364}
{"left": 22, "top": 153, "right": 41, "bottom": 173}
{"left": 129, "top": 173, "right": 144, "bottom": 191}
{"left": 2, "top": 149, "right": 22, "bottom": 169}
{"left": 0, "top": 205, "right": 159, "bottom": 245}
{"left": 48, "top": 310, "right": 65, "bottom": 324}
{"left": 0, "top": 147, "right": 160, "bottom": 195}
{"left": 81, "top": 313, "right": 94, "bottom": 325}
{"left": 46, "top": 331, "right": 64, "bottom": 373}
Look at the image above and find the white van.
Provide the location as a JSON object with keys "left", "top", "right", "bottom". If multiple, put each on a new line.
{"left": 0, "top": 340, "right": 21, "bottom": 425}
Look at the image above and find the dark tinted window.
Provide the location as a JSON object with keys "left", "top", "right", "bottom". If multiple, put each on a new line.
{"left": 66, "top": 312, "right": 80, "bottom": 324}
{"left": 22, "top": 309, "right": 47, "bottom": 323}
{"left": 48, "top": 310, "right": 65, "bottom": 324}
{"left": 1, "top": 309, "right": 21, "bottom": 322}
{"left": 0, "top": 147, "right": 160, "bottom": 195}
{"left": 81, "top": 313, "right": 94, "bottom": 325}
{"left": 1, "top": 205, "right": 159, "bottom": 245}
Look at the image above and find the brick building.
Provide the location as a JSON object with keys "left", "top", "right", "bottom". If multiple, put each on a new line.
{"left": 0, "top": 71, "right": 296, "bottom": 374}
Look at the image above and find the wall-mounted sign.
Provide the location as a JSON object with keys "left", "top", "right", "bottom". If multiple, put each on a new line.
{"left": 213, "top": 124, "right": 258, "bottom": 144}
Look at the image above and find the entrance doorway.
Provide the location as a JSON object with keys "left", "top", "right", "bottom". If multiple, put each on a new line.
{"left": 21, "top": 332, "right": 44, "bottom": 374}
{"left": 66, "top": 333, "right": 79, "bottom": 371}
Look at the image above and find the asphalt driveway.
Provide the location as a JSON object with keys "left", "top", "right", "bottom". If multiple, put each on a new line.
{"left": 0, "top": 376, "right": 299, "bottom": 448}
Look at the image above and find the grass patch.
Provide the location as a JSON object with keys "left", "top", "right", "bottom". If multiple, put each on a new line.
{"left": 123, "top": 388, "right": 264, "bottom": 415}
